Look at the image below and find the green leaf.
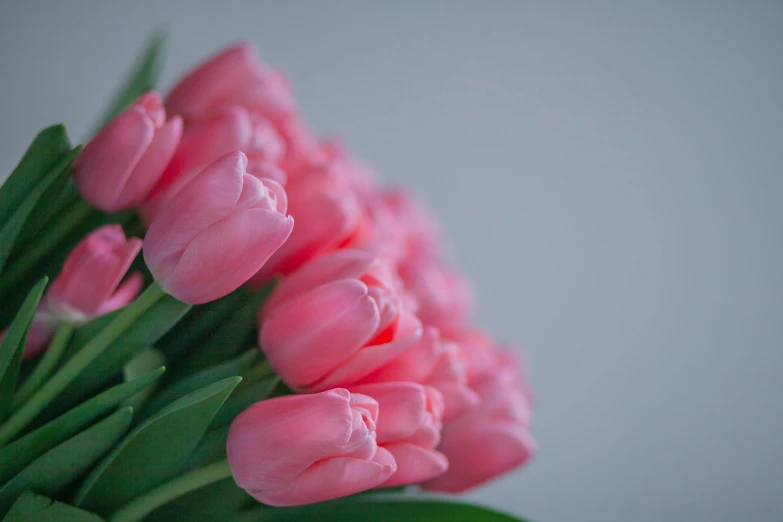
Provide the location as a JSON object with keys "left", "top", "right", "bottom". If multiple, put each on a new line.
{"left": 0, "top": 407, "right": 132, "bottom": 517}
{"left": 0, "top": 277, "right": 47, "bottom": 419}
{"left": 0, "top": 368, "right": 163, "bottom": 484}
{"left": 75, "top": 377, "right": 241, "bottom": 516}
{"left": 52, "top": 295, "right": 190, "bottom": 412}
{"left": 158, "top": 289, "right": 247, "bottom": 362}
{"left": 3, "top": 491, "right": 104, "bottom": 522}
{"left": 140, "top": 350, "right": 259, "bottom": 420}
{"left": 171, "top": 290, "right": 267, "bottom": 378}
{"left": 186, "top": 425, "right": 230, "bottom": 468}
{"left": 237, "top": 497, "right": 531, "bottom": 522}
{"left": 209, "top": 375, "right": 278, "bottom": 429}
{"left": 0, "top": 125, "right": 70, "bottom": 225}
{"left": 92, "top": 32, "right": 166, "bottom": 135}
{"left": 143, "top": 478, "right": 250, "bottom": 522}
{"left": 121, "top": 348, "right": 166, "bottom": 411}
{"left": 0, "top": 148, "right": 79, "bottom": 276}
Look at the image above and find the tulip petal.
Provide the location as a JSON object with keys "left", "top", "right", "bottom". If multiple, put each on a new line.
{"left": 350, "top": 382, "right": 428, "bottom": 443}
{"left": 423, "top": 422, "right": 535, "bottom": 493}
{"left": 261, "top": 280, "right": 381, "bottom": 390}
{"left": 162, "top": 208, "right": 293, "bottom": 304}
{"left": 143, "top": 152, "right": 246, "bottom": 273}
{"left": 382, "top": 442, "right": 449, "bottom": 487}
{"left": 312, "top": 312, "right": 422, "bottom": 391}
{"left": 253, "top": 448, "right": 396, "bottom": 507}
{"left": 264, "top": 250, "right": 376, "bottom": 311}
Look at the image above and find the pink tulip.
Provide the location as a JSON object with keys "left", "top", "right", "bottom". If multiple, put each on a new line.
{"left": 143, "top": 152, "right": 293, "bottom": 305}
{"left": 166, "top": 42, "right": 295, "bottom": 125}
{"left": 5, "top": 225, "right": 143, "bottom": 358}
{"left": 442, "top": 327, "right": 502, "bottom": 383}
{"left": 73, "top": 93, "right": 182, "bottom": 212}
{"left": 361, "top": 326, "right": 479, "bottom": 422}
{"left": 423, "top": 351, "right": 535, "bottom": 493}
{"left": 382, "top": 187, "right": 442, "bottom": 265}
{"left": 141, "top": 106, "right": 286, "bottom": 223}
{"left": 260, "top": 250, "right": 422, "bottom": 392}
{"left": 47, "top": 225, "right": 143, "bottom": 322}
{"left": 251, "top": 163, "right": 364, "bottom": 282}
{"left": 351, "top": 382, "right": 449, "bottom": 486}
{"left": 399, "top": 259, "right": 474, "bottom": 330}
{"left": 227, "top": 389, "right": 396, "bottom": 506}
{"left": 276, "top": 116, "right": 327, "bottom": 177}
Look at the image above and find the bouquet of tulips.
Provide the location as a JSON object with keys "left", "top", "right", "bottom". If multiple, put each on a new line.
{"left": 0, "top": 35, "right": 535, "bottom": 522}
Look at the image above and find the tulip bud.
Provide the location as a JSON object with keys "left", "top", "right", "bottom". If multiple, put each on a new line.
{"left": 143, "top": 152, "right": 293, "bottom": 304}
{"left": 362, "top": 326, "right": 479, "bottom": 422}
{"left": 141, "top": 106, "right": 285, "bottom": 223}
{"left": 260, "top": 250, "right": 422, "bottom": 391}
{"left": 73, "top": 93, "right": 182, "bottom": 212}
{"left": 227, "top": 389, "right": 396, "bottom": 506}
{"left": 166, "top": 42, "right": 295, "bottom": 125}
{"left": 47, "top": 224, "right": 143, "bottom": 323}
{"left": 423, "top": 351, "right": 535, "bottom": 493}
{"left": 351, "top": 382, "right": 449, "bottom": 486}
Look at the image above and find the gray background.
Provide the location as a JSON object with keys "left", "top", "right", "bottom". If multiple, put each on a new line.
{"left": 1, "top": 2, "right": 782, "bottom": 521}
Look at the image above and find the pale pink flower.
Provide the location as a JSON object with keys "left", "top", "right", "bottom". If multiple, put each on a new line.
{"left": 227, "top": 389, "right": 396, "bottom": 506}
{"left": 143, "top": 152, "right": 293, "bottom": 304}
{"left": 260, "top": 250, "right": 422, "bottom": 392}
{"left": 351, "top": 382, "right": 449, "bottom": 486}
{"left": 73, "top": 93, "right": 182, "bottom": 211}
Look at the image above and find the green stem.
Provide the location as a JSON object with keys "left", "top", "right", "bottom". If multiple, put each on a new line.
{"left": 0, "top": 198, "right": 94, "bottom": 293}
{"left": 13, "top": 322, "right": 75, "bottom": 408}
{"left": 107, "top": 460, "right": 233, "bottom": 522}
{"left": 0, "top": 282, "right": 166, "bottom": 446}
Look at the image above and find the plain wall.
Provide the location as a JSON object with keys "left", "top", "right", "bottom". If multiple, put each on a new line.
{"left": 1, "top": 2, "right": 782, "bottom": 521}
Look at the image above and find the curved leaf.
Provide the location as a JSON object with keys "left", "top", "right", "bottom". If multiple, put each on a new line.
{"left": 0, "top": 277, "right": 47, "bottom": 418}
{"left": 75, "top": 377, "right": 241, "bottom": 515}
{"left": 3, "top": 491, "right": 104, "bottom": 522}
{"left": 0, "top": 368, "right": 163, "bottom": 483}
{"left": 0, "top": 407, "right": 132, "bottom": 516}
{"left": 237, "top": 497, "right": 530, "bottom": 522}
{"left": 140, "top": 350, "right": 259, "bottom": 420}
{"left": 0, "top": 125, "right": 70, "bottom": 224}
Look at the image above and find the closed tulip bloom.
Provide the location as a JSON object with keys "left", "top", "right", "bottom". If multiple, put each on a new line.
{"left": 166, "top": 42, "right": 295, "bottom": 125}
{"left": 6, "top": 225, "right": 143, "bottom": 358}
{"left": 382, "top": 187, "right": 443, "bottom": 265}
{"left": 260, "top": 250, "right": 422, "bottom": 391}
{"left": 251, "top": 164, "right": 363, "bottom": 281}
{"left": 423, "top": 352, "right": 535, "bottom": 493}
{"left": 47, "top": 224, "right": 143, "bottom": 323}
{"left": 143, "top": 152, "right": 293, "bottom": 304}
{"left": 73, "top": 93, "right": 182, "bottom": 212}
{"left": 227, "top": 389, "right": 396, "bottom": 506}
{"left": 141, "top": 106, "right": 286, "bottom": 223}
{"left": 399, "top": 259, "right": 474, "bottom": 331}
{"left": 351, "top": 382, "right": 448, "bottom": 486}
{"left": 362, "top": 326, "right": 479, "bottom": 422}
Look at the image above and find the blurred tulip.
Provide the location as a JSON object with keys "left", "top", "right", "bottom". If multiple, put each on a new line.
{"left": 362, "top": 326, "right": 479, "bottom": 422}
{"left": 227, "top": 388, "right": 396, "bottom": 506}
{"left": 4, "top": 225, "right": 143, "bottom": 358}
{"left": 423, "top": 351, "right": 535, "bottom": 493}
{"left": 143, "top": 152, "right": 293, "bottom": 304}
{"left": 73, "top": 93, "right": 182, "bottom": 212}
{"left": 141, "top": 106, "right": 285, "bottom": 223}
{"left": 382, "top": 187, "right": 443, "bottom": 265}
{"left": 399, "top": 259, "right": 474, "bottom": 330}
{"left": 251, "top": 163, "right": 364, "bottom": 281}
{"left": 260, "top": 250, "right": 422, "bottom": 391}
{"left": 166, "top": 42, "right": 295, "bottom": 125}
{"left": 47, "top": 224, "right": 143, "bottom": 322}
{"left": 351, "top": 382, "right": 449, "bottom": 486}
